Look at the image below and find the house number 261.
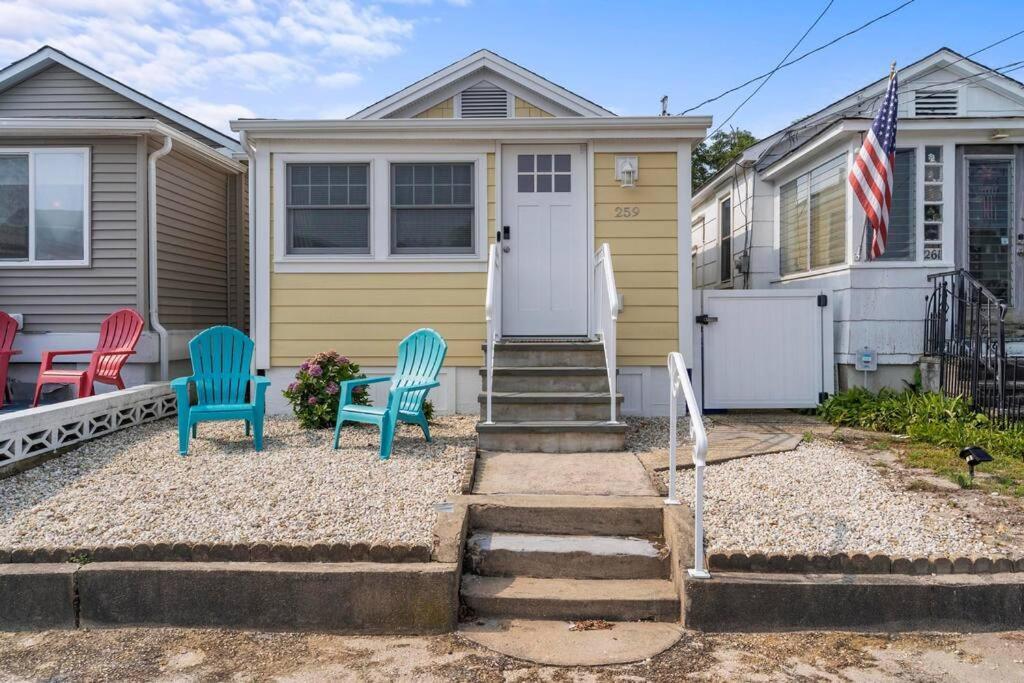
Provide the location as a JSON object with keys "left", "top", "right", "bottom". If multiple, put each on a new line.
{"left": 614, "top": 206, "right": 640, "bottom": 218}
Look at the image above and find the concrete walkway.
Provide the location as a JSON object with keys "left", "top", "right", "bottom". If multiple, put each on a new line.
{"left": 636, "top": 410, "right": 835, "bottom": 473}
{"left": 473, "top": 451, "right": 657, "bottom": 496}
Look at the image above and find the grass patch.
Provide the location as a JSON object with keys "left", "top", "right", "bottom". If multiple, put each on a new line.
{"left": 819, "top": 388, "right": 1024, "bottom": 496}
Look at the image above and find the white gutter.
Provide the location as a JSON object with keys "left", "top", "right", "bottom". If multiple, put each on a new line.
{"left": 147, "top": 135, "right": 173, "bottom": 381}
{"left": 240, "top": 129, "right": 257, "bottom": 373}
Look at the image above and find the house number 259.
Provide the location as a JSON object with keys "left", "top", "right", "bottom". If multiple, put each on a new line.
{"left": 614, "top": 206, "right": 640, "bottom": 218}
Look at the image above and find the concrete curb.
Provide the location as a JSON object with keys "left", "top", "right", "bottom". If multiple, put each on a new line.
{"left": 1, "top": 560, "right": 460, "bottom": 634}
{"left": 0, "top": 563, "right": 78, "bottom": 631}
{"left": 684, "top": 571, "right": 1024, "bottom": 632}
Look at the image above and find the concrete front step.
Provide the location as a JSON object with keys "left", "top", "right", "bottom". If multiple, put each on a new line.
{"left": 467, "top": 494, "right": 664, "bottom": 537}
{"left": 483, "top": 342, "right": 606, "bottom": 368}
{"left": 478, "top": 367, "right": 610, "bottom": 393}
{"left": 477, "top": 392, "right": 623, "bottom": 421}
{"left": 477, "top": 420, "right": 627, "bottom": 453}
{"left": 461, "top": 575, "right": 679, "bottom": 622}
{"left": 467, "top": 532, "right": 670, "bottom": 580}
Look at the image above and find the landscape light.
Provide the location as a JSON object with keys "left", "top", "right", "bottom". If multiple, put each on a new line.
{"left": 958, "top": 446, "right": 993, "bottom": 481}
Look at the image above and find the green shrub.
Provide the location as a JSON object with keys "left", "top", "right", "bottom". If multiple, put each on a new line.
{"left": 423, "top": 399, "right": 435, "bottom": 422}
{"left": 819, "top": 388, "right": 1024, "bottom": 461}
{"left": 283, "top": 351, "right": 369, "bottom": 429}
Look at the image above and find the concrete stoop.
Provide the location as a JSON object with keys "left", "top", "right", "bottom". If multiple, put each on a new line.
{"left": 476, "top": 342, "right": 626, "bottom": 453}
{"left": 458, "top": 494, "right": 686, "bottom": 664}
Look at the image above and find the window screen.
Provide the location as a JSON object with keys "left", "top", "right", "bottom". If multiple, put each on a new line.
{"left": 780, "top": 154, "right": 847, "bottom": 275}
{"left": 0, "top": 155, "right": 29, "bottom": 260}
{"left": 391, "top": 163, "right": 474, "bottom": 254}
{"left": 287, "top": 163, "right": 369, "bottom": 254}
{"left": 868, "top": 149, "right": 915, "bottom": 261}
{"left": 719, "top": 197, "right": 732, "bottom": 282}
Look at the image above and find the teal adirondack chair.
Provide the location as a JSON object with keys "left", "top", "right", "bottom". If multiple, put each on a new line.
{"left": 333, "top": 328, "right": 447, "bottom": 460}
{"left": 171, "top": 326, "right": 271, "bottom": 455}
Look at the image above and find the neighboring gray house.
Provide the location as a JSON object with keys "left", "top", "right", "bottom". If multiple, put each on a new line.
{"left": 0, "top": 46, "right": 248, "bottom": 400}
{"left": 691, "top": 48, "right": 1024, "bottom": 391}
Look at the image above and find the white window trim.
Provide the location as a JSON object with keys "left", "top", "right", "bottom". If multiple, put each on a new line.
{"left": 0, "top": 147, "right": 90, "bottom": 268}
{"left": 272, "top": 152, "right": 488, "bottom": 273}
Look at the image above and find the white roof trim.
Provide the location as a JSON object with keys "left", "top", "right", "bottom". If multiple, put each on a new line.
{"left": 0, "top": 118, "right": 246, "bottom": 173}
{"left": 231, "top": 115, "right": 711, "bottom": 141}
{"left": 0, "top": 46, "right": 241, "bottom": 151}
{"left": 349, "top": 49, "right": 613, "bottom": 119}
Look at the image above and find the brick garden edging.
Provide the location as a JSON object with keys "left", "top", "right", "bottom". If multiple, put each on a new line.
{"left": 0, "top": 541, "right": 433, "bottom": 565}
{"left": 708, "top": 550, "right": 1024, "bottom": 575}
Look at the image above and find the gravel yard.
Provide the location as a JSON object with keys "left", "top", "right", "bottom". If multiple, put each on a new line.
{"left": 0, "top": 416, "right": 474, "bottom": 550}
{"left": 664, "top": 440, "right": 1002, "bottom": 557}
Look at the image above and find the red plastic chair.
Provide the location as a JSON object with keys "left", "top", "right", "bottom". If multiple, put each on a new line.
{"left": 0, "top": 312, "right": 21, "bottom": 408}
{"left": 32, "top": 308, "right": 144, "bottom": 406}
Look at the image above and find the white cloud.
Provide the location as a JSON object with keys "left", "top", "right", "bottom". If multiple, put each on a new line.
{"left": 0, "top": 0, "right": 470, "bottom": 118}
{"left": 189, "top": 28, "right": 244, "bottom": 53}
{"left": 316, "top": 71, "right": 362, "bottom": 88}
{"left": 172, "top": 97, "right": 256, "bottom": 134}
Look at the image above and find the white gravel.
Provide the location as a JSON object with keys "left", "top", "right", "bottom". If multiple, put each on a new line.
{"left": 0, "top": 416, "right": 475, "bottom": 550}
{"left": 663, "top": 440, "right": 997, "bottom": 557}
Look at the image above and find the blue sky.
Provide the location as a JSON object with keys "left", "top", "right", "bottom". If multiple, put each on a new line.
{"left": 1, "top": 1, "right": 1022, "bottom": 138}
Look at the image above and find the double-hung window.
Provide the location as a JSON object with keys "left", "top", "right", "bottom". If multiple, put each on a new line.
{"left": 780, "top": 154, "right": 847, "bottom": 276}
{"left": 286, "top": 163, "right": 370, "bottom": 254}
{"left": 390, "top": 163, "right": 475, "bottom": 255}
{"left": 719, "top": 197, "right": 732, "bottom": 282}
{"left": 0, "top": 148, "right": 89, "bottom": 266}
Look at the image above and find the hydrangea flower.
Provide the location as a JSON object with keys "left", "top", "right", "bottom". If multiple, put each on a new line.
{"left": 300, "top": 361, "right": 309, "bottom": 372}
{"left": 308, "top": 364, "right": 323, "bottom": 377}
{"left": 325, "top": 382, "right": 339, "bottom": 395}
{"left": 307, "top": 396, "right": 318, "bottom": 405}
{"left": 287, "top": 382, "right": 298, "bottom": 393}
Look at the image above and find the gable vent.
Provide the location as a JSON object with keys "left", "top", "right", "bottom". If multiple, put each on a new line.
{"left": 914, "top": 89, "right": 958, "bottom": 117}
{"left": 459, "top": 82, "right": 509, "bottom": 118}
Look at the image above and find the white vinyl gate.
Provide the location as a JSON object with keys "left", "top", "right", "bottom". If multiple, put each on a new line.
{"left": 694, "top": 290, "right": 834, "bottom": 410}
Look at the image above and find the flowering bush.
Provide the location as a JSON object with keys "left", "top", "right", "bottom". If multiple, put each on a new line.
{"left": 283, "top": 351, "right": 370, "bottom": 429}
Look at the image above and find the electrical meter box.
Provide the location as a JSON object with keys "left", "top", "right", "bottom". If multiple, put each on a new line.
{"left": 855, "top": 347, "right": 877, "bottom": 372}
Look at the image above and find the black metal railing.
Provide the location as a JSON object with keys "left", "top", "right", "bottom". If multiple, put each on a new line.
{"left": 924, "top": 269, "right": 1021, "bottom": 422}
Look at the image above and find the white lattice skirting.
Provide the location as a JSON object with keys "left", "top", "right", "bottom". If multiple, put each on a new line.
{"left": 0, "top": 383, "right": 176, "bottom": 467}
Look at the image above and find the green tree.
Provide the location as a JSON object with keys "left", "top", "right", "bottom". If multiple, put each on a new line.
{"left": 691, "top": 129, "right": 758, "bottom": 191}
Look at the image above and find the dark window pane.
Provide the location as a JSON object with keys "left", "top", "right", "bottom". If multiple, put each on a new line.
{"left": 289, "top": 208, "right": 369, "bottom": 253}
{"left": 536, "top": 155, "right": 552, "bottom": 172}
{"left": 348, "top": 164, "right": 367, "bottom": 184}
{"left": 554, "top": 174, "right": 570, "bottom": 192}
{"left": 349, "top": 185, "right": 367, "bottom": 205}
{"left": 394, "top": 186, "right": 413, "bottom": 205}
{"left": 554, "top": 154, "right": 570, "bottom": 172}
{"left": 434, "top": 164, "right": 452, "bottom": 184}
{"left": 518, "top": 174, "right": 534, "bottom": 193}
{"left": 452, "top": 184, "right": 471, "bottom": 204}
{"left": 290, "top": 165, "right": 309, "bottom": 185}
{"left": 536, "top": 174, "right": 552, "bottom": 192}
{"left": 452, "top": 164, "right": 471, "bottom": 184}
{"left": 310, "top": 165, "right": 329, "bottom": 184}
{"left": 328, "top": 186, "right": 348, "bottom": 205}
{"left": 394, "top": 165, "right": 413, "bottom": 184}
{"left": 414, "top": 165, "right": 432, "bottom": 184}
{"left": 414, "top": 186, "right": 433, "bottom": 205}
{"left": 517, "top": 155, "right": 534, "bottom": 172}
{"left": 434, "top": 184, "right": 452, "bottom": 204}
{"left": 0, "top": 155, "right": 29, "bottom": 260}
{"left": 392, "top": 207, "right": 473, "bottom": 254}
{"left": 309, "top": 185, "right": 330, "bottom": 205}
{"left": 871, "top": 149, "right": 915, "bottom": 261}
{"left": 290, "top": 185, "right": 309, "bottom": 206}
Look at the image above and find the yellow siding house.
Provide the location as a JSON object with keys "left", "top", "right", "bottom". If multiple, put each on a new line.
{"left": 233, "top": 50, "right": 709, "bottom": 417}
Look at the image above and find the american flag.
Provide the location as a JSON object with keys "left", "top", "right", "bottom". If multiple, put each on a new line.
{"left": 849, "top": 67, "right": 899, "bottom": 259}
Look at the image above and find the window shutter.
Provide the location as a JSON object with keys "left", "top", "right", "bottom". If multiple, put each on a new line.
{"left": 914, "top": 89, "right": 958, "bottom": 117}
{"left": 459, "top": 82, "right": 509, "bottom": 118}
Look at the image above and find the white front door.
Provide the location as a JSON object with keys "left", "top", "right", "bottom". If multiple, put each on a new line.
{"left": 500, "top": 145, "right": 588, "bottom": 336}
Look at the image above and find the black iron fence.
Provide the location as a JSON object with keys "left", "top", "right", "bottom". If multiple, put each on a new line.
{"left": 923, "top": 269, "right": 1024, "bottom": 423}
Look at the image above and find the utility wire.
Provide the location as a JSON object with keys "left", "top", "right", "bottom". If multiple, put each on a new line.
{"left": 680, "top": 0, "right": 917, "bottom": 115}
{"left": 706, "top": 0, "right": 835, "bottom": 138}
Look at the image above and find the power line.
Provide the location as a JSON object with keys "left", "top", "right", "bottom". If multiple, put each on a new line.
{"left": 680, "top": 0, "right": 917, "bottom": 115}
{"left": 706, "top": 0, "right": 835, "bottom": 138}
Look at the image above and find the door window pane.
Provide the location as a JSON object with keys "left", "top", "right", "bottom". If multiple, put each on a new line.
{"left": 517, "top": 153, "right": 571, "bottom": 193}
{"left": 0, "top": 155, "right": 29, "bottom": 260}
{"left": 286, "top": 163, "right": 370, "bottom": 254}
{"left": 34, "top": 152, "right": 86, "bottom": 261}
{"left": 391, "top": 163, "right": 474, "bottom": 254}
{"left": 967, "top": 158, "right": 1013, "bottom": 301}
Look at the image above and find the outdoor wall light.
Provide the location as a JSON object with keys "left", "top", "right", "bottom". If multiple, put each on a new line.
{"left": 959, "top": 445, "right": 993, "bottom": 481}
{"left": 615, "top": 155, "right": 638, "bottom": 188}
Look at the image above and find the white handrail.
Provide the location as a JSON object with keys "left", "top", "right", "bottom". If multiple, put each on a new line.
{"left": 484, "top": 243, "right": 500, "bottom": 424}
{"left": 593, "top": 243, "right": 620, "bottom": 423}
{"left": 666, "top": 351, "right": 710, "bottom": 579}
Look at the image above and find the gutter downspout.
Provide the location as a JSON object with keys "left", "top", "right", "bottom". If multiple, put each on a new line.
{"left": 240, "top": 130, "right": 257, "bottom": 374}
{"left": 148, "top": 135, "right": 173, "bottom": 381}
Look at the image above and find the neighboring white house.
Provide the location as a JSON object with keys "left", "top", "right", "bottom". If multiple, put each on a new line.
{"left": 692, "top": 48, "right": 1024, "bottom": 391}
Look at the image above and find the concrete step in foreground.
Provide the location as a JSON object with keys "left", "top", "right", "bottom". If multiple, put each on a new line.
{"left": 467, "top": 494, "right": 665, "bottom": 537}
{"left": 478, "top": 366, "right": 610, "bottom": 393}
{"left": 477, "top": 392, "right": 623, "bottom": 421}
{"left": 466, "top": 531, "right": 670, "bottom": 580}
{"left": 476, "top": 420, "right": 627, "bottom": 453}
{"left": 461, "top": 575, "right": 679, "bottom": 622}
{"left": 481, "top": 341, "right": 606, "bottom": 368}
